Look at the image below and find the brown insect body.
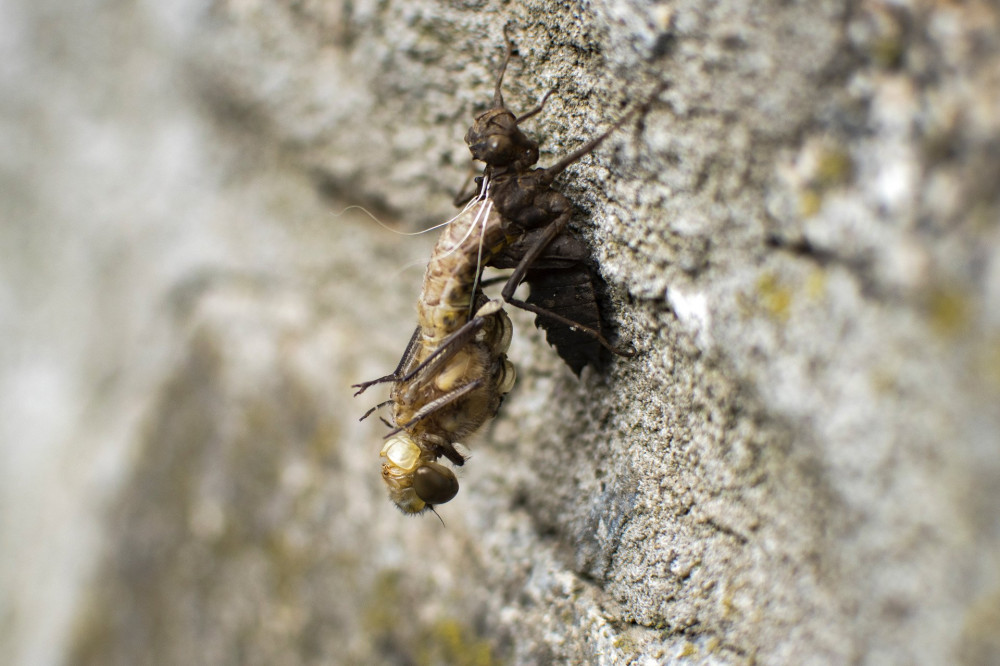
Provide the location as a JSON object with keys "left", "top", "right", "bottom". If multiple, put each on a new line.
{"left": 483, "top": 188, "right": 608, "bottom": 375}
{"left": 462, "top": 33, "right": 648, "bottom": 375}
{"left": 494, "top": 237, "right": 605, "bottom": 374}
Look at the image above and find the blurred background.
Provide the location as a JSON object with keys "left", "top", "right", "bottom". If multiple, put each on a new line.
{"left": 0, "top": 2, "right": 431, "bottom": 663}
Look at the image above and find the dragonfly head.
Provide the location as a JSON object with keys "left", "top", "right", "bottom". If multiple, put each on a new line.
{"left": 465, "top": 108, "right": 539, "bottom": 171}
{"left": 380, "top": 434, "right": 459, "bottom": 514}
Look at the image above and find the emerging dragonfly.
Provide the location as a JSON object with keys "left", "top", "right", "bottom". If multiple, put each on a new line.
{"left": 354, "top": 182, "right": 516, "bottom": 515}
{"left": 356, "top": 29, "right": 659, "bottom": 515}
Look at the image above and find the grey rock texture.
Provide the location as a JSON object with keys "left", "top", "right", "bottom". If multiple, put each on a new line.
{"left": 2, "top": 0, "right": 999, "bottom": 664}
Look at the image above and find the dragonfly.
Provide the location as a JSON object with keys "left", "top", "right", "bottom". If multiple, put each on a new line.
{"left": 354, "top": 183, "right": 515, "bottom": 515}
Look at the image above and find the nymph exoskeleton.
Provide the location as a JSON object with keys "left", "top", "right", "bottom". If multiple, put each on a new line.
{"left": 463, "top": 29, "right": 658, "bottom": 374}
{"left": 354, "top": 189, "right": 516, "bottom": 515}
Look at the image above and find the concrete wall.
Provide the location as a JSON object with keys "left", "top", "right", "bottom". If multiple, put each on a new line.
{"left": 2, "top": 1, "right": 998, "bottom": 664}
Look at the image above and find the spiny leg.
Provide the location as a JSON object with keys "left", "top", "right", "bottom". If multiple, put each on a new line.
{"left": 392, "top": 314, "right": 489, "bottom": 392}
{"left": 359, "top": 399, "right": 393, "bottom": 422}
{"left": 499, "top": 213, "right": 633, "bottom": 356}
{"left": 515, "top": 90, "right": 554, "bottom": 125}
{"left": 352, "top": 326, "right": 422, "bottom": 396}
{"left": 507, "top": 294, "right": 632, "bottom": 356}
{"left": 540, "top": 82, "right": 669, "bottom": 186}
{"left": 354, "top": 310, "right": 488, "bottom": 397}
{"left": 383, "top": 379, "right": 485, "bottom": 439}
{"left": 452, "top": 170, "right": 481, "bottom": 208}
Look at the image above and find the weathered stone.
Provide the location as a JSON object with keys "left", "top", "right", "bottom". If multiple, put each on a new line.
{"left": 2, "top": 1, "right": 998, "bottom": 664}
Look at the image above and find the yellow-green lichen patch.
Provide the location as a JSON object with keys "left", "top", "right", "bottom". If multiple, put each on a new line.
{"left": 795, "top": 143, "right": 854, "bottom": 218}
{"left": 925, "top": 285, "right": 973, "bottom": 339}
{"left": 870, "top": 35, "right": 904, "bottom": 68}
{"left": 755, "top": 272, "right": 793, "bottom": 322}
{"left": 813, "top": 148, "right": 853, "bottom": 188}
{"left": 362, "top": 570, "right": 405, "bottom": 635}
{"left": 805, "top": 268, "right": 827, "bottom": 301}
{"left": 362, "top": 571, "right": 498, "bottom": 666}
{"left": 417, "top": 618, "right": 496, "bottom": 666}
{"left": 798, "top": 190, "right": 823, "bottom": 218}
{"left": 612, "top": 634, "right": 636, "bottom": 653}
{"left": 852, "top": 4, "right": 905, "bottom": 68}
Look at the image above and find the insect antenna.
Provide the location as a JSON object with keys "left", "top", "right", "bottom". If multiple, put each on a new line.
{"left": 491, "top": 25, "right": 516, "bottom": 109}
{"left": 428, "top": 505, "right": 447, "bottom": 527}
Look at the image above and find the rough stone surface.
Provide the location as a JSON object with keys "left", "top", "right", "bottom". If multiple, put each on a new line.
{"left": 2, "top": 1, "right": 999, "bottom": 664}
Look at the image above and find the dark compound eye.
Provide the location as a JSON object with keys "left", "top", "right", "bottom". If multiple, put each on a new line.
{"left": 412, "top": 462, "right": 459, "bottom": 505}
